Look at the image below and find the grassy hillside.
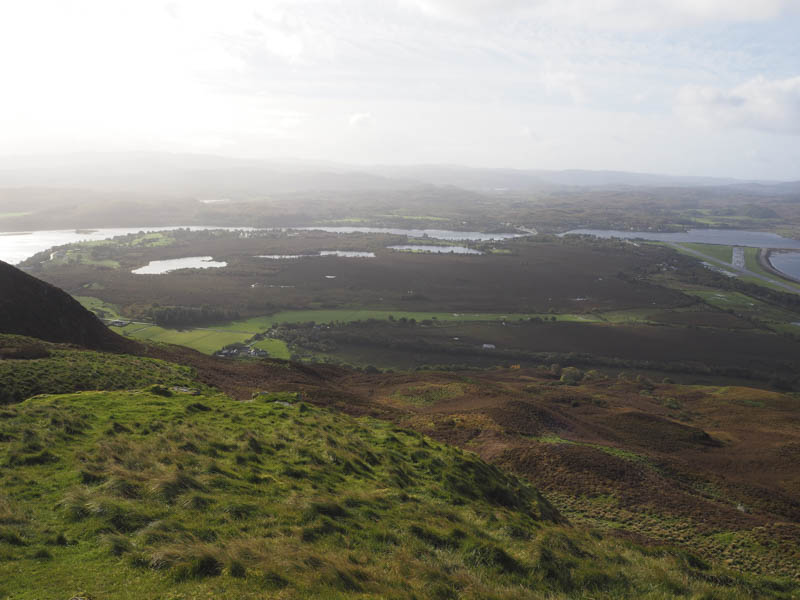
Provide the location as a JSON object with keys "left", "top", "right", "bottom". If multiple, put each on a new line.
{"left": 0, "top": 334, "right": 196, "bottom": 404}
{"left": 2, "top": 387, "right": 795, "bottom": 599}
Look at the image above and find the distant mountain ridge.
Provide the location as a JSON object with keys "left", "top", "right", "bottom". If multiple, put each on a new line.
{"left": 0, "top": 260, "right": 137, "bottom": 352}
{"left": 0, "top": 152, "right": 418, "bottom": 198}
{"left": 0, "top": 152, "right": 794, "bottom": 198}
{"left": 368, "top": 164, "right": 780, "bottom": 191}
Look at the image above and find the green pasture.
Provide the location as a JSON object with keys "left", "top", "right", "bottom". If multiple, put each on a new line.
{"left": 680, "top": 243, "right": 733, "bottom": 264}
{"left": 74, "top": 296, "right": 123, "bottom": 321}
{"left": 688, "top": 290, "right": 800, "bottom": 325}
{"left": 108, "top": 309, "right": 605, "bottom": 356}
{"left": 252, "top": 338, "right": 291, "bottom": 359}
{"left": 50, "top": 248, "right": 120, "bottom": 268}
{"left": 665, "top": 243, "right": 800, "bottom": 294}
{"left": 111, "top": 324, "right": 251, "bottom": 355}
{"left": 667, "top": 243, "right": 732, "bottom": 269}
{"left": 127, "top": 231, "right": 174, "bottom": 247}
{"left": 691, "top": 290, "right": 761, "bottom": 311}
{"left": 598, "top": 309, "right": 658, "bottom": 324}
{"left": 223, "top": 310, "right": 601, "bottom": 333}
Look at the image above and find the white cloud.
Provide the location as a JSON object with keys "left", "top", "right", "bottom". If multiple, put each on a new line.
{"left": 541, "top": 64, "right": 585, "bottom": 104}
{"left": 676, "top": 76, "right": 800, "bottom": 135}
{"left": 348, "top": 112, "right": 374, "bottom": 128}
{"left": 405, "top": 0, "right": 798, "bottom": 29}
{"left": 406, "top": 0, "right": 530, "bottom": 22}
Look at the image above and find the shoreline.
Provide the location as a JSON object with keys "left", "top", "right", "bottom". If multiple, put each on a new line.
{"left": 760, "top": 248, "right": 800, "bottom": 285}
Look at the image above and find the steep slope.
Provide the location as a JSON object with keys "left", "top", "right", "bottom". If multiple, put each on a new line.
{"left": 2, "top": 387, "right": 796, "bottom": 599}
{"left": 0, "top": 260, "right": 137, "bottom": 352}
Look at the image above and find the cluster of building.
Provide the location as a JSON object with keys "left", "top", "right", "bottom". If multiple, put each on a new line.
{"left": 214, "top": 346, "right": 269, "bottom": 358}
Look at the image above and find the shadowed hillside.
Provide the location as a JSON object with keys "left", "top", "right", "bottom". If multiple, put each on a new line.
{"left": 0, "top": 260, "right": 138, "bottom": 353}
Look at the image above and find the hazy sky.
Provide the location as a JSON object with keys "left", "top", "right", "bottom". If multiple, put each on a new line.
{"left": 1, "top": 0, "right": 799, "bottom": 179}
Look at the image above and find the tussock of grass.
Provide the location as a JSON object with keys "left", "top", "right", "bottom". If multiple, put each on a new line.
{"left": 0, "top": 389, "right": 798, "bottom": 598}
{"left": 149, "top": 471, "right": 205, "bottom": 503}
{"left": 103, "top": 533, "right": 132, "bottom": 556}
{"left": 463, "top": 541, "right": 525, "bottom": 574}
{"left": 0, "top": 529, "right": 26, "bottom": 546}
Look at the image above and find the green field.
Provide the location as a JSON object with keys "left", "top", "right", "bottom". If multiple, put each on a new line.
{"left": 736, "top": 273, "right": 798, "bottom": 293}
{"left": 50, "top": 248, "right": 120, "bottom": 268}
{"left": 74, "top": 296, "right": 124, "bottom": 320}
{"left": 744, "top": 247, "right": 762, "bottom": 272}
{"left": 127, "top": 231, "right": 175, "bottom": 247}
{"left": 252, "top": 338, "right": 291, "bottom": 359}
{"left": 663, "top": 243, "right": 732, "bottom": 269}
{"left": 109, "top": 310, "right": 604, "bottom": 356}
{"left": 597, "top": 308, "right": 659, "bottom": 323}
{"left": 688, "top": 290, "right": 800, "bottom": 325}
{"left": 681, "top": 243, "right": 732, "bottom": 264}
{"left": 665, "top": 243, "right": 800, "bottom": 294}
{"left": 111, "top": 324, "right": 252, "bottom": 355}
{"left": 223, "top": 310, "right": 602, "bottom": 333}
{"left": 43, "top": 232, "right": 177, "bottom": 270}
{"left": 688, "top": 290, "right": 758, "bottom": 311}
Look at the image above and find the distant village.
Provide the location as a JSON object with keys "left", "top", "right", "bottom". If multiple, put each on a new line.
{"left": 214, "top": 345, "right": 269, "bottom": 359}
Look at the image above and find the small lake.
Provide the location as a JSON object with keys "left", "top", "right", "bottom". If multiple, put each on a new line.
{"left": 769, "top": 251, "right": 800, "bottom": 280}
{"left": 299, "top": 226, "right": 524, "bottom": 241}
{"left": 388, "top": 245, "right": 483, "bottom": 255}
{"left": 0, "top": 226, "right": 255, "bottom": 265}
{"left": 319, "top": 250, "right": 375, "bottom": 258}
{"left": 565, "top": 228, "right": 800, "bottom": 249}
{"left": 132, "top": 256, "right": 228, "bottom": 275}
{"left": 257, "top": 254, "right": 312, "bottom": 259}
{"left": 257, "top": 251, "right": 376, "bottom": 259}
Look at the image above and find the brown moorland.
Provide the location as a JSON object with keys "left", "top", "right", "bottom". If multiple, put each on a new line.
{"left": 344, "top": 369, "right": 800, "bottom": 579}
{"left": 137, "top": 342, "right": 800, "bottom": 580}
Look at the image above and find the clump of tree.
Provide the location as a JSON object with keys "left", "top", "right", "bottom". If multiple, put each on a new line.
{"left": 149, "top": 305, "right": 240, "bottom": 328}
{"left": 270, "top": 322, "right": 338, "bottom": 353}
{"left": 582, "top": 369, "right": 607, "bottom": 382}
{"left": 559, "top": 367, "right": 583, "bottom": 385}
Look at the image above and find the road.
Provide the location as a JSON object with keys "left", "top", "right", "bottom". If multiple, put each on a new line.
{"left": 670, "top": 243, "right": 800, "bottom": 294}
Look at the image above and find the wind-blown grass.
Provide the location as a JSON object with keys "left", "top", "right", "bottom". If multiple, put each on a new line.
{"left": 1, "top": 387, "right": 796, "bottom": 598}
